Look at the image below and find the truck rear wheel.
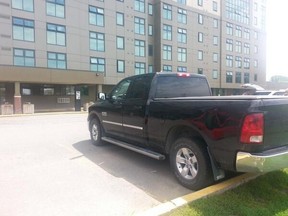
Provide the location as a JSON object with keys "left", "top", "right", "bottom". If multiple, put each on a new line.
{"left": 89, "top": 118, "right": 103, "bottom": 146}
{"left": 170, "top": 137, "right": 214, "bottom": 190}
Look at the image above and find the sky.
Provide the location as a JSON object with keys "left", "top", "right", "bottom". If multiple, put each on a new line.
{"left": 266, "top": 0, "right": 288, "bottom": 80}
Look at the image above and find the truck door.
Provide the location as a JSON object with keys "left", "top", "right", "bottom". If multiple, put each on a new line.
{"left": 101, "top": 78, "right": 132, "bottom": 138}
{"left": 122, "top": 75, "right": 152, "bottom": 146}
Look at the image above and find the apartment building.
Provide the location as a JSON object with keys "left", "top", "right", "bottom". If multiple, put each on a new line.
{"left": 0, "top": 0, "right": 266, "bottom": 113}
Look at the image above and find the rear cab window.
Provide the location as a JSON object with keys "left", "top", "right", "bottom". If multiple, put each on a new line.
{"left": 155, "top": 74, "right": 211, "bottom": 98}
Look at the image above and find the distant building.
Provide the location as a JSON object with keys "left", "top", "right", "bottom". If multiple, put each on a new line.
{"left": 0, "top": 0, "right": 266, "bottom": 113}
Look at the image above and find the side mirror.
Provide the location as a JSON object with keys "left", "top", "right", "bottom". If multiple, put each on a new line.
{"left": 97, "top": 92, "right": 106, "bottom": 100}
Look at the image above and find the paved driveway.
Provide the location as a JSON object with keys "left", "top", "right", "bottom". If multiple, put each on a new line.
{"left": 0, "top": 113, "right": 191, "bottom": 216}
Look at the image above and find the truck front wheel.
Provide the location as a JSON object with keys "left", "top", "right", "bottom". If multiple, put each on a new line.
{"left": 89, "top": 118, "right": 103, "bottom": 146}
{"left": 170, "top": 138, "right": 213, "bottom": 190}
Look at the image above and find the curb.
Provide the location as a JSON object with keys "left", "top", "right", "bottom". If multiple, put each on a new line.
{"left": 0, "top": 111, "right": 87, "bottom": 118}
{"left": 139, "top": 173, "right": 261, "bottom": 216}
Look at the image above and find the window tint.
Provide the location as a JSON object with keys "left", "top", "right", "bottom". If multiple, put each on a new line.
{"left": 110, "top": 79, "right": 131, "bottom": 100}
{"left": 127, "top": 76, "right": 152, "bottom": 99}
{"left": 155, "top": 76, "right": 210, "bottom": 98}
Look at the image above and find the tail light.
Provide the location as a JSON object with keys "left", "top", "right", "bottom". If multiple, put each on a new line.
{"left": 240, "top": 113, "right": 264, "bottom": 144}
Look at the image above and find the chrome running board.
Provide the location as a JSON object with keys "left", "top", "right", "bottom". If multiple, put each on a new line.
{"left": 101, "top": 137, "right": 165, "bottom": 160}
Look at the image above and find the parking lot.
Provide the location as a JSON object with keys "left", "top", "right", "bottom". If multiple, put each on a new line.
{"left": 0, "top": 113, "right": 192, "bottom": 216}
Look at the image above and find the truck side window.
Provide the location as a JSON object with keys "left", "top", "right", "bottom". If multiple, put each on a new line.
{"left": 110, "top": 79, "right": 131, "bottom": 100}
{"left": 127, "top": 76, "right": 151, "bottom": 99}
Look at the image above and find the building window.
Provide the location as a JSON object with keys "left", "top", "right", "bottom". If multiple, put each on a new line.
{"left": 89, "top": 5, "right": 104, "bottom": 27}
{"left": 47, "top": 23, "right": 66, "bottom": 46}
{"left": 90, "top": 57, "right": 105, "bottom": 73}
{"left": 178, "top": 28, "right": 187, "bottom": 43}
{"left": 163, "top": 4, "right": 172, "bottom": 20}
{"left": 213, "top": 19, "right": 218, "bottom": 28}
{"left": 163, "top": 24, "right": 172, "bottom": 40}
{"left": 213, "top": 1, "right": 217, "bottom": 11}
{"left": 235, "top": 72, "right": 242, "bottom": 83}
{"left": 213, "top": 36, "right": 218, "bottom": 46}
{"left": 135, "top": 0, "right": 145, "bottom": 13}
{"left": 177, "top": 0, "right": 186, "bottom": 4}
{"left": 116, "top": 12, "right": 124, "bottom": 26}
{"left": 226, "top": 71, "right": 233, "bottom": 83}
{"left": 254, "top": 2, "right": 258, "bottom": 11}
{"left": 116, "top": 36, "right": 124, "bottom": 49}
{"left": 148, "top": 65, "right": 154, "bottom": 73}
{"left": 148, "top": 25, "right": 153, "bottom": 36}
{"left": 198, "top": 0, "right": 203, "bottom": 6}
{"left": 178, "top": 8, "right": 187, "bottom": 24}
{"left": 198, "top": 68, "right": 203, "bottom": 74}
{"left": 226, "top": 39, "right": 233, "bottom": 51}
{"left": 47, "top": 52, "right": 66, "bottom": 69}
{"left": 244, "top": 73, "right": 250, "bottom": 83}
{"left": 135, "top": 62, "right": 145, "bottom": 75}
{"left": 14, "top": 48, "right": 35, "bottom": 67}
{"left": 12, "top": 17, "right": 34, "bottom": 42}
{"left": 135, "top": 40, "right": 145, "bottom": 57}
{"left": 198, "top": 32, "right": 203, "bottom": 43}
{"left": 163, "top": 45, "right": 172, "bottom": 60}
{"left": 235, "top": 26, "right": 242, "bottom": 37}
{"left": 254, "top": 31, "right": 258, "bottom": 39}
{"left": 148, "top": 45, "right": 153, "bottom": 56}
{"left": 134, "top": 17, "right": 145, "bottom": 35}
{"left": 163, "top": 65, "right": 172, "bottom": 72}
{"left": 198, "top": 14, "right": 203, "bottom": 24}
{"left": 198, "top": 50, "right": 203, "bottom": 60}
{"left": 244, "top": 58, "right": 250, "bottom": 69}
{"left": 212, "top": 70, "right": 218, "bottom": 79}
{"left": 177, "top": 48, "right": 186, "bottom": 62}
{"left": 235, "top": 56, "right": 242, "bottom": 68}
{"left": 254, "top": 74, "right": 258, "bottom": 82}
{"left": 213, "top": 53, "right": 218, "bottom": 62}
{"left": 226, "top": 55, "right": 233, "bottom": 67}
{"left": 244, "top": 28, "right": 250, "bottom": 39}
{"left": 254, "top": 17, "right": 257, "bottom": 25}
{"left": 254, "top": 60, "right": 258, "bottom": 68}
{"left": 226, "top": 23, "right": 233, "bottom": 35}
{"left": 177, "top": 66, "right": 187, "bottom": 72}
{"left": 90, "top": 32, "right": 105, "bottom": 52}
{"left": 148, "top": 4, "right": 153, "bottom": 15}
{"left": 46, "top": 0, "right": 65, "bottom": 18}
{"left": 225, "top": 0, "right": 250, "bottom": 24}
{"left": 117, "top": 60, "right": 125, "bottom": 73}
{"left": 235, "top": 41, "right": 242, "bottom": 53}
{"left": 12, "top": 0, "right": 34, "bottom": 12}
{"left": 244, "top": 43, "right": 250, "bottom": 54}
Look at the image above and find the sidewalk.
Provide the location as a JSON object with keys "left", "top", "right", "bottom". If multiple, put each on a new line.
{"left": 0, "top": 110, "right": 87, "bottom": 118}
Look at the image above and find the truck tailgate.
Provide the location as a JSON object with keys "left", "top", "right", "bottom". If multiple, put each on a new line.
{"left": 261, "top": 97, "right": 288, "bottom": 150}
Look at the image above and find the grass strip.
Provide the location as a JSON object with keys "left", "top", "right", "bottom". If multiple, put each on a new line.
{"left": 166, "top": 168, "right": 288, "bottom": 216}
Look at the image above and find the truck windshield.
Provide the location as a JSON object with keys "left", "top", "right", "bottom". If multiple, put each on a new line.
{"left": 155, "top": 76, "right": 210, "bottom": 98}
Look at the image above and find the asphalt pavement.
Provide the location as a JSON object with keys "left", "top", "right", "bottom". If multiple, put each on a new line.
{"left": 0, "top": 112, "right": 259, "bottom": 216}
{"left": 0, "top": 112, "right": 189, "bottom": 216}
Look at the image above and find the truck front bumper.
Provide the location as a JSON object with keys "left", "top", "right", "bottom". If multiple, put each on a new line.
{"left": 236, "top": 146, "right": 288, "bottom": 172}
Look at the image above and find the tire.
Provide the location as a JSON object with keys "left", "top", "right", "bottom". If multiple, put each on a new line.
{"left": 89, "top": 118, "right": 103, "bottom": 146}
{"left": 170, "top": 137, "right": 214, "bottom": 190}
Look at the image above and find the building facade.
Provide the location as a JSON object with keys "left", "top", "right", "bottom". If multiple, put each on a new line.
{"left": 0, "top": 0, "right": 266, "bottom": 113}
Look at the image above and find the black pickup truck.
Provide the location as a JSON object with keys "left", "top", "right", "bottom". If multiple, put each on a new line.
{"left": 88, "top": 72, "right": 288, "bottom": 190}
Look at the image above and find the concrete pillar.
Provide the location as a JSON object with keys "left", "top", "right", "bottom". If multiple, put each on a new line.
{"left": 96, "top": 84, "right": 103, "bottom": 100}
{"left": 88, "top": 85, "right": 97, "bottom": 102}
{"left": 74, "top": 85, "right": 81, "bottom": 111}
{"left": 97, "top": 84, "right": 103, "bottom": 93}
{"left": 14, "top": 82, "right": 22, "bottom": 114}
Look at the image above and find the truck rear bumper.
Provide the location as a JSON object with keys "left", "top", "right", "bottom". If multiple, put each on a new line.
{"left": 236, "top": 146, "right": 288, "bottom": 172}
